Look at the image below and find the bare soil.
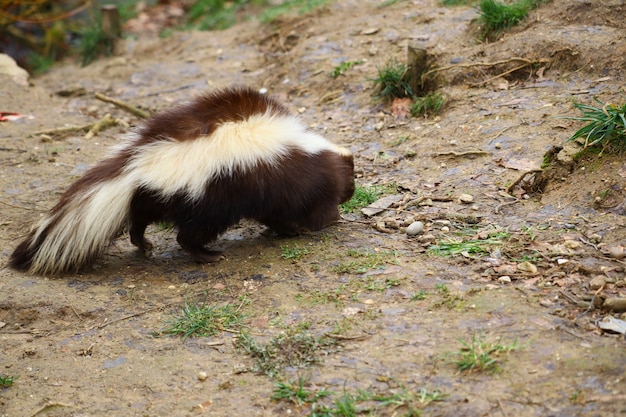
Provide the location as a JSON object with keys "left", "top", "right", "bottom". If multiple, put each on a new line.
{"left": 1, "top": 1, "right": 625, "bottom": 416}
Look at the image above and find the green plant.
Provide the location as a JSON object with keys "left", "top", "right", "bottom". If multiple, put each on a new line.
{"left": 0, "top": 374, "right": 16, "bottom": 388}
{"left": 372, "top": 59, "right": 413, "bottom": 102}
{"left": 160, "top": 299, "right": 246, "bottom": 340}
{"left": 260, "top": 0, "right": 330, "bottom": 23}
{"left": 411, "top": 92, "right": 445, "bottom": 117}
{"left": 331, "top": 60, "right": 363, "bottom": 78}
{"left": 441, "top": 0, "right": 477, "bottom": 5}
{"left": 25, "top": 52, "right": 54, "bottom": 74}
{"left": 340, "top": 184, "right": 394, "bottom": 214}
{"left": 477, "top": 0, "right": 531, "bottom": 41}
{"left": 272, "top": 376, "right": 332, "bottom": 405}
{"left": 281, "top": 243, "right": 309, "bottom": 261}
{"left": 79, "top": 15, "right": 114, "bottom": 66}
{"left": 237, "top": 327, "right": 339, "bottom": 377}
{"left": 332, "top": 249, "right": 398, "bottom": 274}
{"left": 428, "top": 228, "right": 510, "bottom": 258}
{"left": 565, "top": 98, "right": 626, "bottom": 154}
{"left": 450, "top": 333, "right": 520, "bottom": 373}
{"left": 411, "top": 290, "right": 427, "bottom": 300}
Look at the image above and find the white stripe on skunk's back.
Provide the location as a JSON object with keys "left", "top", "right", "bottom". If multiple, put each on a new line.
{"left": 126, "top": 111, "right": 352, "bottom": 200}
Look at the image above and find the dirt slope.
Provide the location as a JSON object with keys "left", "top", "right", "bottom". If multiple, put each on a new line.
{"left": 1, "top": 1, "right": 625, "bottom": 416}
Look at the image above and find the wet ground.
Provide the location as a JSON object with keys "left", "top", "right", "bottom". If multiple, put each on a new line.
{"left": 1, "top": 0, "right": 625, "bottom": 416}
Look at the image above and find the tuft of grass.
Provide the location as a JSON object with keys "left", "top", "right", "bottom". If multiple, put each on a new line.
{"left": 565, "top": 98, "right": 626, "bottom": 154}
{"left": 79, "top": 16, "right": 115, "bottom": 66}
{"left": 411, "top": 290, "right": 427, "bottom": 300}
{"left": 449, "top": 333, "right": 520, "bottom": 373}
{"left": 441, "top": 0, "right": 477, "bottom": 5}
{"left": 260, "top": 0, "right": 330, "bottom": 23}
{"left": 25, "top": 52, "right": 54, "bottom": 75}
{"left": 410, "top": 92, "right": 445, "bottom": 117}
{"left": 372, "top": 59, "right": 413, "bottom": 102}
{"left": 272, "top": 376, "right": 332, "bottom": 405}
{"left": 0, "top": 374, "right": 17, "bottom": 388}
{"left": 331, "top": 60, "right": 363, "bottom": 78}
{"left": 281, "top": 243, "right": 309, "bottom": 262}
{"left": 237, "top": 327, "right": 339, "bottom": 378}
{"left": 340, "top": 184, "right": 395, "bottom": 214}
{"left": 332, "top": 249, "right": 398, "bottom": 275}
{"left": 160, "top": 300, "right": 246, "bottom": 340}
{"left": 477, "top": 0, "right": 539, "bottom": 41}
{"left": 428, "top": 227, "right": 510, "bottom": 258}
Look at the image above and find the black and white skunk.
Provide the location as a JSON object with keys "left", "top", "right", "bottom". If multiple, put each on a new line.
{"left": 9, "top": 86, "right": 355, "bottom": 275}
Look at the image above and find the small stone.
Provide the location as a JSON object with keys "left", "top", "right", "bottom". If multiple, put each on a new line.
{"left": 198, "top": 371, "right": 208, "bottom": 381}
{"left": 418, "top": 198, "right": 433, "bottom": 207}
{"left": 557, "top": 258, "right": 568, "bottom": 265}
{"left": 589, "top": 233, "right": 602, "bottom": 244}
{"left": 564, "top": 240, "right": 582, "bottom": 249}
{"left": 498, "top": 276, "right": 512, "bottom": 283}
{"left": 374, "top": 121, "right": 384, "bottom": 131}
{"left": 406, "top": 221, "right": 424, "bottom": 236}
{"left": 608, "top": 245, "right": 625, "bottom": 260}
{"left": 458, "top": 193, "right": 474, "bottom": 203}
{"left": 517, "top": 261, "right": 538, "bottom": 274}
{"left": 589, "top": 275, "right": 606, "bottom": 290}
{"left": 418, "top": 234, "right": 436, "bottom": 242}
{"left": 361, "top": 27, "right": 380, "bottom": 35}
{"left": 441, "top": 226, "right": 449, "bottom": 232}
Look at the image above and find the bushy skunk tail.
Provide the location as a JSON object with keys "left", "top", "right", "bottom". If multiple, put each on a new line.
{"left": 9, "top": 157, "right": 137, "bottom": 275}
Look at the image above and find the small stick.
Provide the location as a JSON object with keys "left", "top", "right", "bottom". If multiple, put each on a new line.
{"left": 470, "top": 63, "right": 533, "bottom": 87}
{"left": 495, "top": 198, "right": 519, "bottom": 214}
{"left": 434, "top": 150, "right": 490, "bottom": 157}
{"left": 84, "top": 113, "right": 116, "bottom": 139}
{"left": 421, "top": 57, "right": 551, "bottom": 80}
{"left": 94, "top": 92, "right": 150, "bottom": 119}
{"left": 31, "top": 123, "right": 95, "bottom": 137}
{"left": 505, "top": 169, "right": 543, "bottom": 194}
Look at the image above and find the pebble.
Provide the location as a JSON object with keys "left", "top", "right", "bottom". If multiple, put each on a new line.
{"left": 589, "top": 275, "right": 606, "bottom": 290}
{"left": 498, "top": 276, "right": 512, "bottom": 283}
{"left": 458, "top": 193, "right": 474, "bottom": 203}
{"left": 608, "top": 245, "right": 625, "bottom": 259}
{"left": 198, "top": 371, "right": 208, "bottom": 381}
{"left": 517, "top": 261, "right": 538, "bottom": 274}
{"left": 406, "top": 221, "right": 424, "bottom": 236}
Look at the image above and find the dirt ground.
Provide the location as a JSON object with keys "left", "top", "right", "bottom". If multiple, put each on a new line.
{"left": 1, "top": 0, "right": 626, "bottom": 416}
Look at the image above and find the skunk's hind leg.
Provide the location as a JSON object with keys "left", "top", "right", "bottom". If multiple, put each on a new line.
{"left": 176, "top": 224, "right": 224, "bottom": 263}
{"left": 128, "top": 188, "right": 167, "bottom": 252}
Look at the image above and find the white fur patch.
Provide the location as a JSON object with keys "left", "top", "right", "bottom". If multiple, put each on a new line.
{"left": 126, "top": 111, "right": 350, "bottom": 199}
{"left": 29, "top": 177, "right": 134, "bottom": 274}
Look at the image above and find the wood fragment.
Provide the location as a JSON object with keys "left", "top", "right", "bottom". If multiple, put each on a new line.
{"left": 29, "top": 402, "right": 74, "bottom": 417}
{"left": 85, "top": 113, "right": 116, "bottom": 139}
{"left": 94, "top": 92, "right": 150, "bottom": 119}
{"left": 505, "top": 169, "right": 543, "bottom": 194}
{"left": 434, "top": 150, "right": 490, "bottom": 157}
{"left": 421, "top": 57, "right": 551, "bottom": 80}
{"left": 31, "top": 123, "right": 96, "bottom": 138}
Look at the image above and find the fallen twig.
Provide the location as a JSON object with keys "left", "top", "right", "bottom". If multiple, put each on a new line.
{"left": 434, "top": 150, "right": 490, "bottom": 158}
{"left": 94, "top": 92, "right": 150, "bottom": 119}
{"left": 84, "top": 113, "right": 116, "bottom": 139}
{"left": 421, "top": 57, "right": 551, "bottom": 81}
{"left": 29, "top": 402, "right": 74, "bottom": 417}
{"left": 31, "top": 123, "right": 95, "bottom": 138}
{"left": 505, "top": 169, "right": 543, "bottom": 195}
{"left": 495, "top": 198, "right": 519, "bottom": 214}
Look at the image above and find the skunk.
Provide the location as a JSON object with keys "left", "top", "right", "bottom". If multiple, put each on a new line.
{"left": 9, "top": 86, "right": 355, "bottom": 275}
